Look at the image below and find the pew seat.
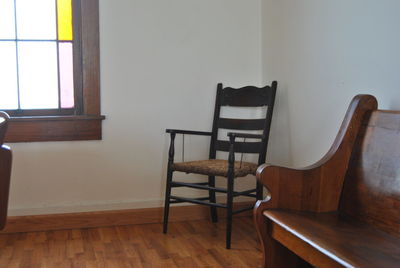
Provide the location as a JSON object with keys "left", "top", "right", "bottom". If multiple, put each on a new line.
{"left": 264, "top": 210, "right": 400, "bottom": 267}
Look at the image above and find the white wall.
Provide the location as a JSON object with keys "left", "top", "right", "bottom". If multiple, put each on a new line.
{"left": 8, "top": 0, "right": 263, "bottom": 216}
{"left": 12, "top": 0, "right": 400, "bottom": 216}
{"left": 262, "top": 0, "right": 400, "bottom": 167}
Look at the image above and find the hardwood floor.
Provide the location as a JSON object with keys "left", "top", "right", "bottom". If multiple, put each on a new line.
{"left": 0, "top": 217, "right": 261, "bottom": 267}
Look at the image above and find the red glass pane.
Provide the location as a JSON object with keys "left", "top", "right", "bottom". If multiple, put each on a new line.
{"left": 59, "top": 42, "right": 74, "bottom": 108}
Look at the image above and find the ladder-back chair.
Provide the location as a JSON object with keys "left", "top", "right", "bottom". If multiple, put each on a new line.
{"left": 163, "top": 82, "right": 277, "bottom": 249}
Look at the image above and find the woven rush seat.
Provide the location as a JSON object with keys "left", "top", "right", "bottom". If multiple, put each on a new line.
{"left": 172, "top": 159, "right": 258, "bottom": 177}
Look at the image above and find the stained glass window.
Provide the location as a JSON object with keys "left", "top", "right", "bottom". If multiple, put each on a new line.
{"left": 0, "top": 0, "right": 75, "bottom": 112}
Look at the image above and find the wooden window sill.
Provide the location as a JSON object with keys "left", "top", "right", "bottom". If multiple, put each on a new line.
{"left": 6, "top": 115, "right": 105, "bottom": 143}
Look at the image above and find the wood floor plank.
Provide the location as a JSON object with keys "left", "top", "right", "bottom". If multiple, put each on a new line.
{"left": 0, "top": 217, "right": 261, "bottom": 267}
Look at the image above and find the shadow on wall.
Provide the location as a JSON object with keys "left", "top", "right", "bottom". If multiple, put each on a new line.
{"left": 265, "top": 83, "right": 292, "bottom": 166}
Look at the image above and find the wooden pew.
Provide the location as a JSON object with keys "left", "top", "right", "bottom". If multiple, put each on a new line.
{"left": 0, "top": 112, "right": 12, "bottom": 230}
{"left": 254, "top": 95, "right": 400, "bottom": 267}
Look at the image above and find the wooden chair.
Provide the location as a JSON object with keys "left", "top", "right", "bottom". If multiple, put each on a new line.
{"left": 163, "top": 82, "right": 277, "bottom": 249}
{"left": 0, "top": 112, "right": 12, "bottom": 230}
{"left": 254, "top": 95, "right": 400, "bottom": 267}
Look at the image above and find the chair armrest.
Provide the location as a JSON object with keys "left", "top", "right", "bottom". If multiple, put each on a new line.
{"left": 255, "top": 164, "right": 322, "bottom": 211}
{"left": 166, "top": 129, "right": 212, "bottom": 136}
{"left": 227, "top": 132, "right": 264, "bottom": 139}
{"left": 255, "top": 94, "right": 378, "bottom": 213}
{"left": 165, "top": 129, "right": 212, "bottom": 166}
{"left": 253, "top": 95, "right": 377, "bottom": 267}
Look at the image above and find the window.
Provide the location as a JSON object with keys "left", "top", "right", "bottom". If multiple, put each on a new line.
{"left": 0, "top": 0, "right": 104, "bottom": 142}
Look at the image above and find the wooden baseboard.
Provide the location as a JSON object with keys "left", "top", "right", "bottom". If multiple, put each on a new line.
{"left": 1, "top": 202, "right": 254, "bottom": 233}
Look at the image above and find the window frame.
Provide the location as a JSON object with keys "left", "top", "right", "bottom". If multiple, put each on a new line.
{"left": 4, "top": 0, "right": 104, "bottom": 142}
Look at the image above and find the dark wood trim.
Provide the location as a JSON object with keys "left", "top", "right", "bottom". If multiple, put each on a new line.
{"left": 1, "top": 202, "right": 253, "bottom": 233}
{"left": 81, "top": 0, "right": 100, "bottom": 115}
{"left": 6, "top": 116, "right": 105, "bottom": 142}
{"left": 72, "top": 0, "right": 84, "bottom": 114}
{"left": 4, "top": 109, "right": 75, "bottom": 117}
{"left": 9, "top": 115, "right": 105, "bottom": 122}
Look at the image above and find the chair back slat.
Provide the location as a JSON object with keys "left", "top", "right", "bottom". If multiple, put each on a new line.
{"left": 220, "top": 86, "right": 272, "bottom": 107}
{"left": 215, "top": 140, "right": 264, "bottom": 154}
{"left": 218, "top": 118, "right": 266, "bottom": 131}
{"left": 340, "top": 110, "right": 400, "bottom": 236}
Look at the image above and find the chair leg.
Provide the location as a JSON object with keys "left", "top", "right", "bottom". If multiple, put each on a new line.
{"left": 163, "top": 169, "right": 173, "bottom": 234}
{"left": 256, "top": 180, "right": 263, "bottom": 200}
{"left": 226, "top": 175, "right": 234, "bottom": 249}
{"left": 208, "top": 175, "right": 218, "bottom": 223}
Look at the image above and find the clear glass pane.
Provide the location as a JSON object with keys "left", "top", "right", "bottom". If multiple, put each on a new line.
{"left": 0, "top": 0, "right": 16, "bottom": 39}
{"left": 16, "top": 0, "right": 56, "bottom": 40}
{"left": 0, "top": 42, "right": 18, "bottom": 109}
{"left": 18, "top": 42, "right": 59, "bottom": 109}
{"left": 59, "top": 43, "right": 74, "bottom": 108}
{"left": 57, "top": 0, "right": 73, "bottom": 41}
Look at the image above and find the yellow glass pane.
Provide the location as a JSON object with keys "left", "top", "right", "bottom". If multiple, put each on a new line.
{"left": 57, "top": 0, "right": 73, "bottom": 40}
